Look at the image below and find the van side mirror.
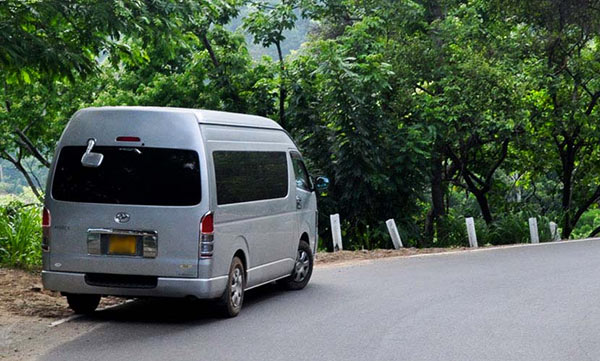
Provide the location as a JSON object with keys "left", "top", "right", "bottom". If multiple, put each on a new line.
{"left": 81, "top": 138, "right": 104, "bottom": 168}
{"left": 315, "top": 176, "right": 330, "bottom": 192}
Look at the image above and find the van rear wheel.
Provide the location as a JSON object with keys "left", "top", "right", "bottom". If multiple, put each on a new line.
{"left": 282, "top": 241, "right": 313, "bottom": 290}
{"left": 218, "top": 256, "right": 245, "bottom": 318}
{"left": 66, "top": 294, "right": 100, "bottom": 314}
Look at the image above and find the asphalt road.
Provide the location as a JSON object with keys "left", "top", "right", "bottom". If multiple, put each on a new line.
{"left": 42, "top": 240, "right": 600, "bottom": 361}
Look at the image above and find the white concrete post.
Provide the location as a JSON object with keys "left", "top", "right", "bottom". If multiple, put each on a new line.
{"left": 549, "top": 222, "right": 560, "bottom": 242}
{"left": 529, "top": 217, "right": 539, "bottom": 244}
{"left": 385, "top": 219, "right": 403, "bottom": 249}
{"left": 330, "top": 214, "right": 343, "bottom": 251}
{"left": 465, "top": 217, "right": 478, "bottom": 248}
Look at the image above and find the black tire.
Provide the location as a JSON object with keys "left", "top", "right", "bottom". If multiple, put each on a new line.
{"left": 218, "top": 256, "right": 245, "bottom": 318}
{"left": 66, "top": 294, "right": 101, "bottom": 314}
{"left": 282, "top": 241, "right": 313, "bottom": 290}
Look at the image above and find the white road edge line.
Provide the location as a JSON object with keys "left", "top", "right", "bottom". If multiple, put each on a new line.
{"left": 317, "top": 237, "right": 600, "bottom": 268}
{"left": 401, "top": 237, "right": 600, "bottom": 259}
{"left": 49, "top": 299, "right": 134, "bottom": 328}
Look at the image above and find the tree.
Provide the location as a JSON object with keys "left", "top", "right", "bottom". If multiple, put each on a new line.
{"left": 286, "top": 11, "right": 430, "bottom": 248}
{"left": 0, "top": 0, "right": 190, "bottom": 200}
{"left": 243, "top": 0, "right": 302, "bottom": 128}
{"left": 499, "top": 0, "right": 600, "bottom": 238}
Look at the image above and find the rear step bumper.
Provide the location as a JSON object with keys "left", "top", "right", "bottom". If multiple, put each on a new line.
{"left": 42, "top": 270, "right": 227, "bottom": 299}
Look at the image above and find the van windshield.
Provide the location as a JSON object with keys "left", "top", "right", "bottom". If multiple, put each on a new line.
{"left": 52, "top": 146, "right": 201, "bottom": 206}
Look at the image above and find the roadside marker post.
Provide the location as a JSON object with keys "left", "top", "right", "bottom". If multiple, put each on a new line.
{"left": 549, "top": 222, "right": 560, "bottom": 241}
{"left": 465, "top": 217, "right": 478, "bottom": 248}
{"left": 529, "top": 217, "right": 539, "bottom": 244}
{"left": 385, "top": 219, "right": 403, "bottom": 249}
{"left": 330, "top": 214, "right": 343, "bottom": 251}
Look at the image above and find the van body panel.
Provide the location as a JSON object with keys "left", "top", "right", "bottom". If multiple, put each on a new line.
{"left": 43, "top": 107, "right": 317, "bottom": 300}
{"left": 60, "top": 107, "right": 202, "bottom": 149}
{"left": 290, "top": 151, "right": 318, "bottom": 252}
{"left": 201, "top": 124, "right": 298, "bottom": 286}
{"left": 46, "top": 202, "right": 205, "bottom": 278}
{"left": 42, "top": 270, "right": 228, "bottom": 299}
{"left": 45, "top": 108, "right": 210, "bottom": 279}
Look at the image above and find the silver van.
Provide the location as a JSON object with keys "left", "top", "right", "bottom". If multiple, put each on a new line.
{"left": 41, "top": 107, "right": 329, "bottom": 317}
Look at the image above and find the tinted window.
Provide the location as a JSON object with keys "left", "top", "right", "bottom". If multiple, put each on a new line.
{"left": 214, "top": 151, "right": 288, "bottom": 205}
{"left": 291, "top": 153, "right": 312, "bottom": 192}
{"left": 52, "top": 146, "right": 201, "bottom": 206}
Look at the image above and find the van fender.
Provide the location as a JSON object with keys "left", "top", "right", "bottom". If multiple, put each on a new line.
{"left": 230, "top": 235, "right": 250, "bottom": 273}
{"left": 298, "top": 220, "right": 314, "bottom": 251}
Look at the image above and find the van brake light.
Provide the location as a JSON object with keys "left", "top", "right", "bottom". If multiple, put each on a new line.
{"left": 42, "top": 207, "right": 51, "bottom": 227}
{"left": 116, "top": 136, "right": 141, "bottom": 142}
{"left": 201, "top": 213, "right": 214, "bottom": 234}
{"left": 199, "top": 212, "right": 214, "bottom": 258}
{"left": 42, "top": 207, "right": 50, "bottom": 252}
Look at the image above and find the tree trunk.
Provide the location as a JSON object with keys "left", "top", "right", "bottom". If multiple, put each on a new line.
{"left": 559, "top": 140, "right": 576, "bottom": 239}
{"left": 200, "top": 32, "right": 243, "bottom": 109}
{"left": 276, "top": 41, "right": 286, "bottom": 129}
{"left": 473, "top": 189, "right": 493, "bottom": 225}
{"left": 425, "top": 148, "right": 446, "bottom": 245}
{"left": 0, "top": 151, "right": 43, "bottom": 202}
{"left": 2, "top": 90, "right": 45, "bottom": 201}
{"left": 423, "top": 209, "right": 434, "bottom": 248}
{"left": 589, "top": 224, "right": 600, "bottom": 238}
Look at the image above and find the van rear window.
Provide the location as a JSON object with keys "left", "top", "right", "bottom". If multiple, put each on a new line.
{"left": 213, "top": 151, "right": 288, "bottom": 205}
{"left": 52, "top": 146, "right": 201, "bottom": 206}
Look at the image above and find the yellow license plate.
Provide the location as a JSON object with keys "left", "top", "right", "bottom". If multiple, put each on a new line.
{"left": 108, "top": 235, "right": 137, "bottom": 255}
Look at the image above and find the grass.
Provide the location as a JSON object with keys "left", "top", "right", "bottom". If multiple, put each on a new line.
{"left": 0, "top": 203, "right": 42, "bottom": 268}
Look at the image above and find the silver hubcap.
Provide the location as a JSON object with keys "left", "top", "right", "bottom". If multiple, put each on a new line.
{"left": 293, "top": 250, "right": 310, "bottom": 282}
{"left": 230, "top": 267, "right": 243, "bottom": 308}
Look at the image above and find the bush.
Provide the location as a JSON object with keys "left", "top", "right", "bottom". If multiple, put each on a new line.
{"left": 0, "top": 202, "right": 42, "bottom": 268}
{"left": 433, "top": 210, "right": 555, "bottom": 248}
{"left": 435, "top": 213, "right": 469, "bottom": 247}
{"left": 571, "top": 209, "right": 600, "bottom": 239}
{"left": 481, "top": 213, "right": 530, "bottom": 245}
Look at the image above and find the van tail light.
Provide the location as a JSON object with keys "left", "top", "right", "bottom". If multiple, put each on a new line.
{"left": 199, "top": 211, "right": 214, "bottom": 258}
{"left": 116, "top": 136, "right": 141, "bottom": 142}
{"left": 42, "top": 207, "right": 51, "bottom": 252}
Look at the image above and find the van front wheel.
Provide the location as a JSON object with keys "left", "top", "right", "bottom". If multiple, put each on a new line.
{"left": 218, "top": 256, "right": 245, "bottom": 317}
{"left": 282, "top": 241, "right": 313, "bottom": 290}
{"left": 66, "top": 294, "right": 100, "bottom": 314}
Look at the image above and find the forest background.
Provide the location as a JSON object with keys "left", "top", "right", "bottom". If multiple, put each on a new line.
{"left": 2, "top": 0, "right": 600, "bottom": 267}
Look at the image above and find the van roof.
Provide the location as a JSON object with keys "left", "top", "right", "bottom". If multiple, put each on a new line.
{"left": 77, "top": 106, "right": 284, "bottom": 130}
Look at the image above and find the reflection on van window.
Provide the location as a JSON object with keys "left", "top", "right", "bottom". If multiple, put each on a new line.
{"left": 214, "top": 151, "right": 288, "bottom": 205}
{"left": 291, "top": 153, "right": 312, "bottom": 191}
{"left": 52, "top": 146, "right": 201, "bottom": 206}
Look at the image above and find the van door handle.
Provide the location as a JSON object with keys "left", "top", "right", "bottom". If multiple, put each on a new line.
{"left": 296, "top": 196, "right": 302, "bottom": 209}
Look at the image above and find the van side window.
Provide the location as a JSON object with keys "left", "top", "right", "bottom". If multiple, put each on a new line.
{"left": 213, "top": 151, "right": 288, "bottom": 205}
{"left": 291, "top": 153, "right": 312, "bottom": 192}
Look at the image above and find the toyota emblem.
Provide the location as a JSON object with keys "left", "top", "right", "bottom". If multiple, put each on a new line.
{"left": 114, "top": 212, "right": 130, "bottom": 223}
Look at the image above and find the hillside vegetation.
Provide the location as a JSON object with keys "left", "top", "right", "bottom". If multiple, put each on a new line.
{"left": 1, "top": 0, "right": 600, "bottom": 266}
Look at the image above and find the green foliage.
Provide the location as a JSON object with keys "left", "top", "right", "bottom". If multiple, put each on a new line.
{"left": 0, "top": 202, "right": 41, "bottom": 268}
{"left": 244, "top": 0, "right": 299, "bottom": 50}
{"left": 572, "top": 209, "right": 600, "bottom": 239}
{"left": 433, "top": 210, "right": 554, "bottom": 249}
{"left": 435, "top": 212, "right": 469, "bottom": 248}
{"left": 3, "top": 0, "right": 600, "bottom": 255}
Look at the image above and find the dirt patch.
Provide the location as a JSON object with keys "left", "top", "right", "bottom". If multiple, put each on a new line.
{"left": 0, "top": 268, "right": 121, "bottom": 319}
{"left": 0, "top": 267, "right": 124, "bottom": 361}
{"left": 315, "top": 247, "right": 469, "bottom": 266}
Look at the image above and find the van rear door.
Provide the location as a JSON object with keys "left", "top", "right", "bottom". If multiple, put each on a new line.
{"left": 45, "top": 108, "right": 206, "bottom": 278}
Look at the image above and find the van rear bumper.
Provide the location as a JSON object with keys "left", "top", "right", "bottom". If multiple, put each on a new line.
{"left": 42, "top": 270, "right": 227, "bottom": 299}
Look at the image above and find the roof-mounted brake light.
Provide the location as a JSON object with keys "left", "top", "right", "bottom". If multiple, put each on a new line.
{"left": 116, "top": 136, "right": 141, "bottom": 142}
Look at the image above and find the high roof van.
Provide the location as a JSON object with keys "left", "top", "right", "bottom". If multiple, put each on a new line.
{"left": 41, "top": 107, "right": 329, "bottom": 317}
